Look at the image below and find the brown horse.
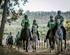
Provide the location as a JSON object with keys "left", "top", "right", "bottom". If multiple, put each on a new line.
{"left": 20, "top": 22, "right": 32, "bottom": 52}
{"left": 45, "top": 25, "right": 59, "bottom": 52}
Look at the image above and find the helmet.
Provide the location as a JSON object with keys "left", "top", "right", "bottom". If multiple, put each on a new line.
{"left": 24, "top": 14, "right": 28, "bottom": 19}
{"left": 50, "top": 15, "right": 53, "bottom": 18}
{"left": 57, "top": 10, "right": 61, "bottom": 15}
{"left": 33, "top": 19, "right": 36, "bottom": 22}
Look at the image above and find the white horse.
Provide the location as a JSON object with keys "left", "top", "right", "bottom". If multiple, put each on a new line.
{"left": 55, "top": 19, "right": 64, "bottom": 52}
{"left": 31, "top": 25, "right": 39, "bottom": 51}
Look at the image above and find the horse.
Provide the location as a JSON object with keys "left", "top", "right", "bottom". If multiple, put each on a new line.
{"left": 44, "top": 24, "right": 61, "bottom": 52}
{"left": 45, "top": 22, "right": 66, "bottom": 53}
{"left": 54, "top": 18, "right": 66, "bottom": 52}
{"left": 19, "top": 22, "right": 32, "bottom": 52}
{"left": 31, "top": 25, "right": 40, "bottom": 51}
{"left": 55, "top": 24, "right": 66, "bottom": 52}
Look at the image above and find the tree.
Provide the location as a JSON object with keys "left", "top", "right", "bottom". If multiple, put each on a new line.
{"left": 0, "top": 0, "right": 28, "bottom": 45}
{"left": 0, "top": 0, "right": 2, "bottom": 5}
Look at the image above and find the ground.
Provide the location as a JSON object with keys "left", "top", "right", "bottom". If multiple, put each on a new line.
{"left": 0, "top": 42, "right": 70, "bottom": 55}
{"left": 0, "top": 40, "right": 70, "bottom": 55}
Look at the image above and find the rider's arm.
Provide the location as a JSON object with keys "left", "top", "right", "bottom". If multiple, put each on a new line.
{"left": 28, "top": 19, "right": 30, "bottom": 27}
{"left": 37, "top": 24, "right": 38, "bottom": 28}
{"left": 55, "top": 16, "right": 58, "bottom": 24}
{"left": 60, "top": 16, "right": 64, "bottom": 24}
{"left": 31, "top": 26, "right": 33, "bottom": 34}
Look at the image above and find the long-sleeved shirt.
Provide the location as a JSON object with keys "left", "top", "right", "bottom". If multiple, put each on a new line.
{"left": 55, "top": 15, "right": 64, "bottom": 26}
{"left": 21, "top": 18, "right": 30, "bottom": 27}
{"left": 47, "top": 20, "right": 56, "bottom": 29}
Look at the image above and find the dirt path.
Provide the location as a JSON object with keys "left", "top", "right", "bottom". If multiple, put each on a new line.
{"left": 0, "top": 45, "right": 70, "bottom": 55}
{"left": 0, "top": 40, "right": 70, "bottom": 55}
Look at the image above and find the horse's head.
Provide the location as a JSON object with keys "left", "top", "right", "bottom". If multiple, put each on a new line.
{"left": 57, "top": 19, "right": 61, "bottom": 26}
{"left": 55, "top": 24, "right": 63, "bottom": 40}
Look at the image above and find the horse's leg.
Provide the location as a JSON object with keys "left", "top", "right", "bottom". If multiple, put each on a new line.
{"left": 49, "top": 39, "right": 52, "bottom": 52}
{"left": 65, "top": 39, "right": 66, "bottom": 49}
{"left": 62, "top": 26, "right": 66, "bottom": 49}
{"left": 23, "top": 40, "right": 25, "bottom": 50}
{"left": 64, "top": 39, "right": 66, "bottom": 49}
{"left": 57, "top": 39, "right": 60, "bottom": 53}
{"left": 52, "top": 39, "right": 55, "bottom": 50}
{"left": 33, "top": 40, "right": 36, "bottom": 52}
{"left": 47, "top": 39, "right": 49, "bottom": 48}
{"left": 61, "top": 40, "right": 63, "bottom": 51}
{"left": 26, "top": 40, "right": 28, "bottom": 52}
{"left": 35, "top": 40, "right": 36, "bottom": 51}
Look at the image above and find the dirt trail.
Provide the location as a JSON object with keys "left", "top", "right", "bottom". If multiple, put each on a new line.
{"left": 0, "top": 40, "right": 70, "bottom": 55}
{"left": 0, "top": 46, "right": 70, "bottom": 55}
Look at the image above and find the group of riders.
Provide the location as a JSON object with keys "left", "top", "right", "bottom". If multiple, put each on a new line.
{"left": 6, "top": 10, "right": 66, "bottom": 52}
{"left": 45, "top": 11, "right": 66, "bottom": 52}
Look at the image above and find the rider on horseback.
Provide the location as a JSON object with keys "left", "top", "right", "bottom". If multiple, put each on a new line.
{"left": 20, "top": 14, "right": 32, "bottom": 52}
{"left": 31, "top": 19, "right": 40, "bottom": 51}
{"left": 55, "top": 11, "right": 66, "bottom": 40}
{"left": 55, "top": 11, "right": 64, "bottom": 26}
{"left": 31, "top": 19, "right": 40, "bottom": 40}
{"left": 44, "top": 15, "right": 56, "bottom": 50}
{"left": 46, "top": 15, "right": 56, "bottom": 40}
{"left": 21, "top": 14, "right": 30, "bottom": 28}
{"left": 55, "top": 11, "right": 66, "bottom": 51}
{"left": 21, "top": 14, "right": 32, "bottom": 40}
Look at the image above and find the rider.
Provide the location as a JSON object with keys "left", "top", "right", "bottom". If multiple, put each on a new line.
{"left": 31, "top": 19, "right": 40, "bottom": 40}
{"left": 45, "top": 15, "right": 56, "bottom": 40}
{"left": 55, "top": 11, "right": 66, "bottom": 40}
{"left": 55, "top": 11, "right": 64, "bottom": 26}
{"left": 21, "top": 14, "right": 32, "bottom": 41}
{"left": 21, "top": 14, "right": 30, "bottom": 28}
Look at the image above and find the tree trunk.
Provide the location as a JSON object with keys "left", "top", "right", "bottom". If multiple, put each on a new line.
{"left": 0, "top": 0, "right": 2, "bottom": 5}
{"left": 0, "top": 0, "right": 8, "bottom": 45}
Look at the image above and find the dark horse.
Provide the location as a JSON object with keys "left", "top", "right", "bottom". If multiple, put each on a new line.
{"left": 45, "top": 25, "right": 57, "bottom": 51}
{"left": 19, "top": 22, "right": 32, "bottom": 52}
{"left": 31, "top": 24, "right": 40, "bottom": 51}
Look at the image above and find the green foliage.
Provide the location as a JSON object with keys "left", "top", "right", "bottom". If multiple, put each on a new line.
{"left": 18, "top": 9, "right": 23, "bottom": 16}
{"left": 8, "top": 0, "right": 27, "bottom": 20}
{"left": 11, "top": 10, "right": 19, "bottom": 20}
{"left": 11, "top": 15, "right": 17, "bottom": 20}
